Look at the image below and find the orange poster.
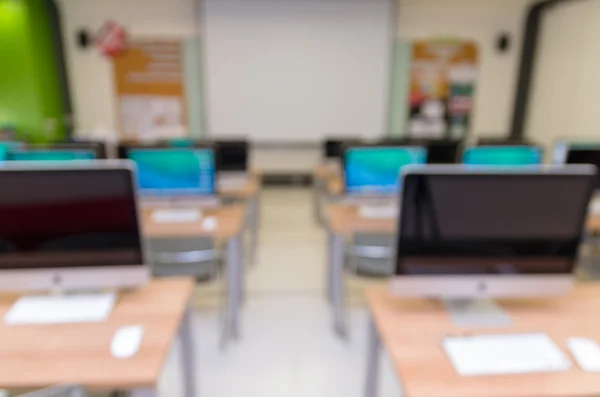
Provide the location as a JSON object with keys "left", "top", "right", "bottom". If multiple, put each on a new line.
{"left": 408, "top": 40, "right": 478, "bottom": 139}
{"left": 113, "top": 41, "right": 187, "bottom": 140}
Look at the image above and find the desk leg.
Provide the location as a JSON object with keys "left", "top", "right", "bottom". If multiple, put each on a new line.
{"left": 180, "top": 305, "right": 198, "bottom": 397}
{"left": 131, "top": 389, "right": 158, "bottom": 397}
{"left": 223, "top": 235, "right": 242, "bottom": 346}
{"left": 330, "top": 232, "right": 347, "bottom": 338}
{"left": 364, "top": 316, "right": 381, "bottom": 397}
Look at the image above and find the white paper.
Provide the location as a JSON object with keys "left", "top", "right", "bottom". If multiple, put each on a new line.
{"left": 5, "top": 293, "right": 116, "bottom": 325}
{"left": 151, "top": 209, "right": 202, "bottom": 224}
{"left": 443, "top": 333, "right": 572, "bottom": 376}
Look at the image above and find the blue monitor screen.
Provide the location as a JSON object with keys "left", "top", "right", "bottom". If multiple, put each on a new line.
{"left": 9, "top": 150, "right": 96, "bottom": 161}
{"left": 463, "top": 146, "right": 542, "bottom": 166}
{"left": 344, "top": 146, "right": 427, "bottom": 195}
{"left": 128, "top": 148, "right": 215, "bottom": 196}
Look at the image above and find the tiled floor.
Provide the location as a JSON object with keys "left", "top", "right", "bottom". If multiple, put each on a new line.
{"left": 159, "top": 187, "right": 403, "bottom": 397}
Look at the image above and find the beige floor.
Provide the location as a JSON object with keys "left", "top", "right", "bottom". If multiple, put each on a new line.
{"left": 159, "top": 187, "right": 402, "bottom": 397}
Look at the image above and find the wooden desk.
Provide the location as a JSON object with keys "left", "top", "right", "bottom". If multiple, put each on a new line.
{"left": 324, "top": 203, "right": 600, "bottom": 339}
{"left": 364, "top": 284, "right": 600, "bottom": 397}
{"left": 143, "top": 204, "right": 244, "bottom": 344}
{"left": 142, "top": 204, "right": 245, "bottom": 240}
{"left": 0, "top": 278, "right": 196, "bottom": 397}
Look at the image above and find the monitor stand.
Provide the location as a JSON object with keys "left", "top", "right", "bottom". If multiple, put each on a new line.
{"left": 442, "top": 299, "right": 512, "bottom": 327}
{"left": 4, "top": 289, "right": 117, "bottom": 325}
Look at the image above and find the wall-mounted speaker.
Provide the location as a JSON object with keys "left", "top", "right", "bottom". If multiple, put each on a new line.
{"left": 496, "top": 33, "right": 511, "bottom": 53}
{"left": 76, "top": 29, "right": 92, "bottom": 49}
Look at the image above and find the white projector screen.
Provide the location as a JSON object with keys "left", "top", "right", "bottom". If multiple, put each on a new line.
{"left": 203, "top": 0, "right": 393, "bottom": 142}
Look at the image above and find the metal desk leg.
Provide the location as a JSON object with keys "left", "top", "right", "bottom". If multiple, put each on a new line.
{"left": 223, "top": 234, "right": 243, "bottom": 345}
{"left": 131, "top": 389, "right": 158, "bottom": 397}
{"left": 180, "top": 305, "right": 198, "bottom": 397}
{"left": 326, "top": 230, "right": 335, "bottom": 303}
{"left": 364, "top": 316, "right": 381, "bottom": 397}
{"left": 330, "top": 232, "right": 347, "bottom": 338}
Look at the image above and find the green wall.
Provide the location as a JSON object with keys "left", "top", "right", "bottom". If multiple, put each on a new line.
{"left": 0, "top": 0, "right": 66, "bottom": 142}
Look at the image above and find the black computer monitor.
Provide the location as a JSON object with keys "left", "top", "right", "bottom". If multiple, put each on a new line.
{"left": 424, "top": 140, "right": 463, "bottom": 164}
{"left": 566, "top": 146, "right": 600, "bottom": 189}
{"left": 324, "top": 138, "right": 360, "bottom": 159}
{"left": 0, "top": 162, "right": 147, "bottom": 292}
{"left": 215, "top": 140, "right": 249, "bottom": 172}
{"left": 393, "top": 166, "right": 596, "bottom": 298}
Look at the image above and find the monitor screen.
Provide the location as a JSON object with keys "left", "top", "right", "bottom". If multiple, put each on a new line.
{"left": 216, "top": 141, "right": 248, "bottom": 172}
{"left": 397, "top": 170, "right": 595, "bottom": 276}
{"left": 426, "top": 140, "right": 463, "bottom": 164}
{"left": 565, "top": 147, "right": 600, "bottom": 189}
{"left": 0, "top": 145, "right": 7, "bottom": 162}
{"left": 324, "top": 139, "right": 359, "bottom": 159}
{"left": 10, "top": 150, "right": 96, "bottom": 161}
{"left": 463, "top": 146, "right": 542, "bottom": 166}
{"left": 127, "top": 148, "right": 215, "bottom": 196}
{"left": 344, "top": 146, "right": 427, "bottom": 194}
{"left": 0, "top": 167, "right": 143, "bottom": 270}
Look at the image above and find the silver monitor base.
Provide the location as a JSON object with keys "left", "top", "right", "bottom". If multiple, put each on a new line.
{"left": 442, "top": 298, "right": 512, "bottom": 327}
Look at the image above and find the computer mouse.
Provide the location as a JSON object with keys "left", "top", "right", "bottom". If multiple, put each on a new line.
{"left": 110, "top": 325, "right": 144, "bottom": 359}
{"left": 202, "top": 217, "right": 218, "bottom": 231}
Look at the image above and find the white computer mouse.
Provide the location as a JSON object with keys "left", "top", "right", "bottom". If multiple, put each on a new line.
{"left": 110, "top": 325, "right": 144, "bottom": 359}
{"left": 202, "top": 216, "right": 218, "bottom": 231}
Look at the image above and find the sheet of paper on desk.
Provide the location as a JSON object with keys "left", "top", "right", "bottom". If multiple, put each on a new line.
{"left": 4, "top": 293, "right": 117, "bottom": 325}
{"left": 442, "top": 333, "right": 572, "bottom": 376}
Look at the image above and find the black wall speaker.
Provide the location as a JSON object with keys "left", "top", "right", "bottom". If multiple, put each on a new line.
{"left": 496, "top": 33, "right": 511, "bottom": 53}
{"left": 76, "top": 29, "right": 92, "bottom": 49}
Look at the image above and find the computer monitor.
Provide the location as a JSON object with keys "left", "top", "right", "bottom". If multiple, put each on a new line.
{"left": 565, "top": 145, "right": 600, "bottom": 189}
{"left": 9, "top": 149, "right": 97, "bottom": 161}
{"left": 379, "top": 138, "right": 463, "bottom": 164}
{"left": 477, "top": 137, "right": 533, "bottom": 146}
{"left": 463, "top": 146, "right": 542, "bottom": 166}
{"left": 216, "top": 140, "right": 248, "bottom": 172}
{"left": 392, "top": 166, "right": 596, "bottom": 298}
{"left": 425, "top": 140, "right": 463, "bottom": 164}
{"left": 127, "top": 146, "right": 216, "bottom": 196}
{"left": 0, "top": 144, "right": 7, "bottom": 162}
{"left": 343, "top": 145, "right": 427, "bottom": 195}
{"left": 0, "top": 161, "right": 148, "bottom": 292}
{"left": 324, "top": 138, "right": 360, "bottom": 160}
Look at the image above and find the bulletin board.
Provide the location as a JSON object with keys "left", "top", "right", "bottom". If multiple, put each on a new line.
{"left": 113, "top": 41, "right": 187, "bottom": 140}
{"left": 407, "top": 40, "right": 478, "bottom": 140}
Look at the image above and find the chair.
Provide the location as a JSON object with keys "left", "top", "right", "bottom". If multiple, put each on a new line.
{"left": 146, "top": 237, "right": 221, "bottom": 279}
{"left": 347, "top": 233, "right": 394, "bottom": 277}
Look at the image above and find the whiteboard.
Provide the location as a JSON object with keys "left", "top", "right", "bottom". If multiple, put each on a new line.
{"left": 203, "top": 0, "right": 393, "bottom": 142}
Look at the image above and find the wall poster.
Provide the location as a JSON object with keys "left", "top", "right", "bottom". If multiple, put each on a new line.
{"left": 113, "top": 41, "right": 187, "bottom": 140}
{"left": 407, "top": 40, "right": 478, "bottom": 139}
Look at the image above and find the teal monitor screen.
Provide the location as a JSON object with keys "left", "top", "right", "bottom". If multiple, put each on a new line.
{"left": 0, "top": 145, "right": 6, "bottom": 162}
{"left": 463, "top": 146, "right": 542, "bottom": 166}
{"left": 9, "top": 150, "right": 96, "bottom": 161}
{"left": 344, "top": 146, "right": 427, "bottom": 195}
{"left": 128, "top": 148, "right": 215, "bottom": 196}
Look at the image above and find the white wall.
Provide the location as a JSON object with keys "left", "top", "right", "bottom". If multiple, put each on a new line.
{"left": 398, "top": 0, "right": 532, "bottom": 140}
{"left": 57, "top": 0, "right": 196, "bottom": 136}
{"left": 203, "top": 0, "right": 394, "bottom": 143}
{"left": 526, "top": 0, "right": 600, "bottom": 153}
